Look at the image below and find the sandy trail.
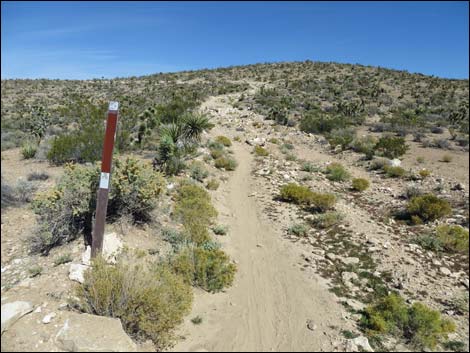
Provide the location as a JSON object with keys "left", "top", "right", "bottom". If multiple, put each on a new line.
{"left": 170, "top": 94, "right": 345, "bottom": 352}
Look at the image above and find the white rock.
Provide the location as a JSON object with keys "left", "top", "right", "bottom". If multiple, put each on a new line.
{"left": 389, "top": 159, "right": 401, "bottom": 167}
{"left": 69, "top": 264, "right": 89, "bottom": 284}
{"left": 81, "top": 233, "right": 123, "bottom": 265}
{"left": 346, "top": 336, "right": 374, "bottom": 352}
{"left": 341, "top": 257, "right": 360, "bottom": 265}
{"left": 55, "top": 313, "right": 137, "bottom": 352}
{"left": 440, "top": 267, "right": 452, "bottom": 276}
{"left": 42, "top": 312, "right": 56, "bottom": 324}
{"left": 1, "top": 301, "right": 34, "bottom": 333}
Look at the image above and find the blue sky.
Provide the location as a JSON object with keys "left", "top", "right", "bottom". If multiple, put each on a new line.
{"left": 1, "top": 1, "right": 468, "bottom": 80}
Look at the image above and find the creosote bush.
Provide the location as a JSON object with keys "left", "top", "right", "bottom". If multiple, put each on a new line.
{"left": 406, "top": 194, "right": 452, "bottom": 223}
{"left": 205, "top": 179, "right": 220, "bottom": 190}
{"left": 374, "top": 135, "right": 409, "bottom": 159}
{"left": 189, "top": 161, "right": 209, "bottom": 182}
{"left": 288, "top": 223, "right": 309, "bottom": 237}
{"left": 351, "top": 178, "right": 370, "bottom": 192}
{"left": 214, "top": 135, "right": 232, "bottom": 147}
{"left": 310, "top": 211, "right": 344, "bottom": 229}
{"left": 384, "top": 165, "right": 406, "bottom": 178}
{"left": 418, "top": 169, "right": 431, "bottom": 179}
{"left": 253, "top": 145, "right": 269, "bottom": 157}
{"left": 173, "top": 183, "right": 217, "bottom": 245}
{"left": 436, "top": 225, "right": 469, "bottom": 254}
{"left": 325, "top": 163, "right": 350, "bottom": 182}
{"left": 279, "top": 183, "right": 336, "bottom": 212}
{"left": 76, "top": 256, "right": 192, "bottom": 350}
{"left": 361, "top": 293, "right": 455, "bottom": 350}
{"left": 171, "top": 246, "right": 236, "bottom": 293}
{"left": 214, "top": 156, "right": 237, "bottom": 171}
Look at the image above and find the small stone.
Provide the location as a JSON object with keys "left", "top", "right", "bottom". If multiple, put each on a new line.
{"left": 306, "top": 319, "right": 317, "bottom": 331}
{"left": 69, "top": 264, "right": 89, "bottom": 284}
{"left": 1, "top": 301, "right": 34, "bottom": 333}
{"left": 440, "top": 267, "right": 451, "bottom": 276}
{"left": 341, "top": 257, "right": 360, "bottom": 265}
{"left": 42, "top": 312, "right": 56, "bottom": 324}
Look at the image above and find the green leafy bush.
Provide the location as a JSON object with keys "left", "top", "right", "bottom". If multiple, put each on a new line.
{"left": 214, "top": 156, "right": 237, "bottom": 170}
{"left": 352, "top": 178, "right": 370, "bottom": 192}
{"left": 215, "top": 135, "right": 232, "bottom": 147}
{"left": 407, "top": 194, "right": 452, "bottom": 223}
{"left": 205, "top": 179, "right": 220, "bottom": 190}
{"left": 173, "top": 183, "right": 217, "bottom": 245}
{"left": 21, "top": 142, "right": 37, "bottom": 159}
{"left": 309, "top": 192, "right": 337, "bottom": 212}
{"left": 325, "top": 163, "right": 350, "bottom": 182}
{"left": 171, "top": 246, "right": 236, "bottom": 293}
{"left": 375, "top": 136, "right": 409, "bottom": 159}
{"left": 299, "top": 112, "right": 345, "bottom": 134}
{"left": 254, "top": 145, "right": 269, "bottom": 156}
{"left": 419, "top": 169, "right": 431, "bottom": 179}
{"left": 300, "top": 162, "right": 318, "bottom": 172}
{"left": 361, "top": 293, "right": 455, "bottom": 350}
{"left": 279, "top": 183, "right": 336, "bottom": 212}
{"left": 76, "top": 257, "right": 192, "bottom": 350}
{"left": 436, "top": 225, "right": 469, "bottom": 254}
{"left": 310, "top": 211, "right": 344, "bottom": 228}
{"left": 384, "top": 165, "right": 406, "bottom": 178}
{"left": 326, "top": 128, "right": 356, "bottom": 150}
{"left": 351, "top": 136, "right": 378, "bottom": 158}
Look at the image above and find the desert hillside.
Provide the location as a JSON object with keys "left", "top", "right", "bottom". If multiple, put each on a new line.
{"left": 1, "top": 61, "right": 469, "bottom": 352}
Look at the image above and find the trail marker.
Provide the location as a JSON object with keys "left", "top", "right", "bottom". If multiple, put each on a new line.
{"left": 91, "top": 101, "right": 119, "bottom": 258}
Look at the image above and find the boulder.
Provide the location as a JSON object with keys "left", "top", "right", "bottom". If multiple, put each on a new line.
{"left": 1, "top": 301, "right": 33, "bottom": 333}
{"left": 55, "top": 313, "right": 137, "bottom": 352}
{"left": 69, "top": 263, "right": 89, "bottom": 284}
{"left": 346, "top": 336, "right": 374, "bottom": 352}
{"left": 81, "top": 233, "right": 123, "bottom": 266}
{"left": 388, "top": 159, "right": 401, "bottom": 167}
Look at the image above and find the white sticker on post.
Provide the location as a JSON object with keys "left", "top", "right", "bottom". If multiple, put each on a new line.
{"left": 99, "top": 172, "right": 110, "bottom": 189}
{"left": 109, "top": 101, "right": 119, "bottom": 111}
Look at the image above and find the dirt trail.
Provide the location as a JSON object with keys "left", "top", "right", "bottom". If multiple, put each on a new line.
{"left": 171, "top": 94, "right": 346, "bottom": 352}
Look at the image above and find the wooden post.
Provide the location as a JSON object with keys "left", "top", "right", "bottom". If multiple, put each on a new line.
{"left": 91, "top": 101, "right": 119, "bottom": 258}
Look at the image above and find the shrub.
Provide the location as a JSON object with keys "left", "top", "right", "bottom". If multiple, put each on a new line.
{"left": 436, "top": 225, "right": 469, "bottom": 254}
{"left": 212, "top": 224, "right": 228, "bottom": 236}
{"left": 254, "top": 145, "right": 269, "bottom": 157}
{"left": 310, "top": 211, "right": 343, "bottom": 228}
{"left": 287, "top": 223, "right": 309, "bottom": 237}
{"left": 361, "top": 293, "right": 455, "bottom": 350}
{"left": 416, "top": 156, "right": 425, "bottom": 164}
{"left": 325, "top": 163, "right": 350, "bottom": 182}
{"left": 407, "top": 194, "right": 452, "bottom": 223}
{"left": 21, "top": 142, "right": 37, "bottom": 159}
{"left": 384, "top": 165, "right": 406, "bottom": 178}
{"left": 414, "top": 234, "right": 443, "bottom": 252}
{"left": 191, "top": 316, "right": 203, "bottom": 325}
{"left": 375, "top": 136, "right": 409, "bottom": 159}
{"left": 351, "top": 136, "right": 378, "bottom": 157}
{"left": 441, "top": 154, "right": 453, "bottom": 163}
{"left": 299, "top": 112, "right": 344, "bottom": 134}
{"left": 205, "top": 179, "right": 220, "bottom": 190}
{"left": 309, "top": 192, "right": 336, "bottom": 212}
{"left": 369, "top": 157, "right": 390, "bottom": 171}
{"left": 404, "top": 185, "right": 424, "bottom": 199}
{"left": 47, "top": 130, "right": 103, "bottom": 165}
{"left": 214, "top": 156, "right": 237, "bottom": 171}
{"left": 1, "top": 176, "right": 16, "bottom": 208}
{"left": 279, "top": 183, "right": 313, "bottom": 205}
{"left": 210, "top": 148, "right": 223, "bottom": 159}
{"left": 28, "top": 265, "right": 43, "bottom": 278}
{"left": 215, "top": 135, "right": 232, "bottom": 147}
{"left": 173, "top": 183, "right": 217, "bottom": 245}
{"left": 351, "top": 178, "right": 370, "bottom": 192}
{"left": 171, "top": 246, "right": 236, "bottom": 293}
{"left": 300, "top": 162, "right": 318, "bottom": 172}
{"left": 54, "top": 253, "right": 73, "bottom": 266}
{"left": 268, "top": 138, "right": 280, "bottom": 144}
{"left": 189, "top": 161, "right": 209, "bottom": 182}
{"left": 27, "top": 171, "right": 49, "bottom": 181}
{"left": 15, "top": 179, "right": 37, "bottom": 203}
{"left": 418, "top": 169, "right": 431, "bottom": 179}
{"left": 326, "top": 128, "right": 356, "bottom": 150}
{"left": 76, "top": 257, "right": 192, "bottom": 350}
{"left": 285, "top": 153, "right": 297, "bottom": 161}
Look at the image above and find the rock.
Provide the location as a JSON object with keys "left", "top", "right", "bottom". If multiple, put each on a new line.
{"left": 246, "top": 137, "right": 266, "bottom": 146}
{"left": 346, "top": 336, "right": 374, "bottom": 352}
{"left": 69, "top": 264, "right": 89, "bottom": 284}
{"left": 389, "top": 159, "right": 401, "bottom": 167}
{"left": 42, "top": 312, "right": 56, "bottom": 324}
{"left": 460, "top": 278, "right": 469, "bottom": 288}
{"left": 326, "top": 253, "right": 336, "bottom": 261}
{"left": 1, "top": 301, "right": 34, "bottom": 333}
{"left": 346, "top": 299, "right": 366, "bottom": 312}
{"left": 342, "top": 272, "right": 359, "bottom": 288}
{"left": 306, "top": 319, "right": 317, "bottom": 331}
{"left": 341, "top": 257, "right": 360, "bottom": 265}
{"left": 452, "top": 183, "right": 465, "bottom": 191}
{"left": 440, "top": 267, "right": 451, "bottom": 276}
{"left": 55, "top": 313, "right": 137, "bottom": 352}
{"left": 81, "top": 233, "right": 123, "bottom": 266}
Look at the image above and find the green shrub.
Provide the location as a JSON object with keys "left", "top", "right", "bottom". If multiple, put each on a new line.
{"left": 54, "top": 253, "right": 73, "bottom": 266}
{"left": 299, "top": 112, "right": 344, "bottom": 134}
{"left": 28, "top": 265, "right": 43, "bottom": 278}
{"left": 414, "top": 234, "right": 443, "bottom": 252}
{"left": 325, "top": 163, "right": 350, "bottom": 182}
{"left": 214, "top": 156, "right": 237, "bottom": 170}
{"left": 419, "top": 169, "right": 431, "bottom": 179}
{"left": 268, "top": 138, "right": 280, "bottom": 144}
{"left": 351, "top": 136, "right": 378, "bottom": 157}
{"left": 189, "top": 161, "right": 209, "bottom": 182}
{"left": 326, "top": 127, "right": 356, "bottom": 150}
{"left": 369, "top": 157, "right": 390, "bottom": 171}
{"left": 288, "top": 223, "right": 309, "bottom": 237}
{"left": 210, "top": 148, "right": 224, "bottom": 159}
{"left": 215, "top": 135, "right": 232, "bottom": 147}
{"left": 309, "top": 192, "right": 336, "bottom": 212}
{"left": 212, "top": 224, "right": 228, "bottom": 236}
{"left": 21, "top": 142, "right": 37, "bottom": 159}
{"left": 352, "top": 178, "right": 370, "bottom": 192}
{"left": 436, "top": 225, "right": 469, "bottom": 254}
{"left": 416, "top": 156, "right": 425, "bottom": 164}
{"left": 205, "top": 179, "right": 220, "bottom": 190}
{"left": 407, "top": 194, "right": 452, "bottom": 223}
{"left": 31, "top": 159, "right": 165, "bottom": 254}
{"left": 171, "top": 247, "right": 236, "bottom": 293}
{"left": 310, "top": 211, "right": 344, "bottom": 228}
{"left": 279, "top": 183, "right": 313, "bottom": 205}
{"left": 300, "top": 162, "right": 318, "bottom": 172}
{"left": 76, "top": 257, "right": 192, "bottom": 350}
{"left": 173, "top": 183, "right": 217, "bottom": 245}
{"left": 191, "top": 316, "right": 203, "bottom": 325}
{"left": 375, "top": 136, "right": 409, "bottom": 159}
{"left": 254, "top": 145, "right": 269, "bottom": 156}
{"left": 361, "top": 293, "right": 455, "bottom": 350}
{"left": 384, "top": 165, "right": 406, "bottom": 178}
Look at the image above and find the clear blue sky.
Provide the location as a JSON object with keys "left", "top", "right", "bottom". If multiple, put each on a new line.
{"left": 1, "top": 1, "right": 468, "bottom": 80}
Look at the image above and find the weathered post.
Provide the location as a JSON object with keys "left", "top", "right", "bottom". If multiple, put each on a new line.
{"left": 91, "top": 101, "right": 119, "bottom": 258}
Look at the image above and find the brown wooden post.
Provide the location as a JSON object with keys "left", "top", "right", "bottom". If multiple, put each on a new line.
{"left": 91, "top": 101, "right": 119, "bottom": 258}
